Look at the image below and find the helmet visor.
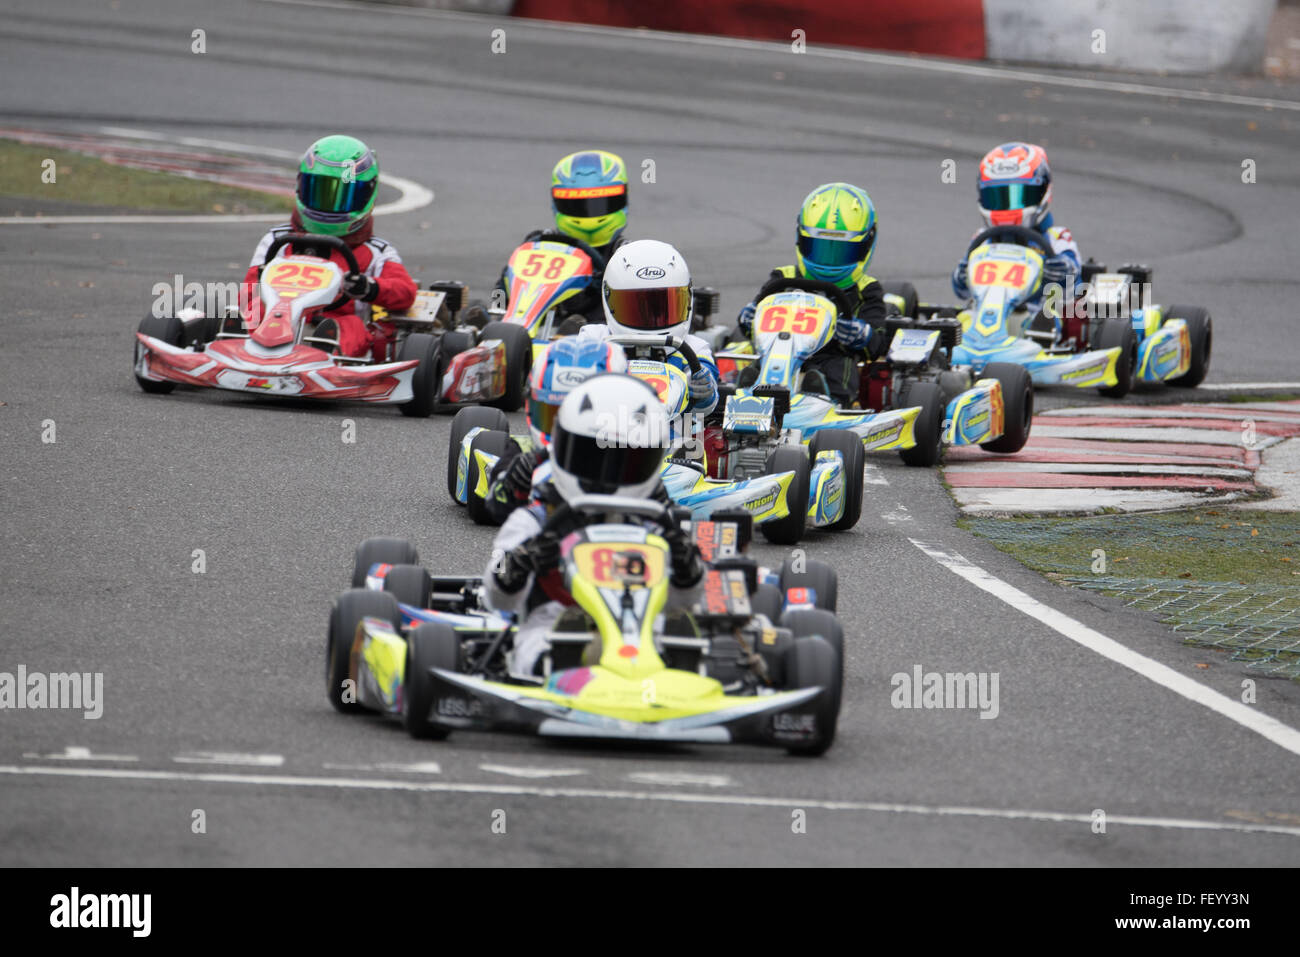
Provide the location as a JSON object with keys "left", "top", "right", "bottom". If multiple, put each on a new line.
{"left": 603, "top": 284, "right": 691, "bottom": 331}
{"left": 298, "top": 172, "right": 377, "bottom": 215}
{"left": 552, "top": 185, "right": 627, "bottom": 218}
{"left": 797, "top": 232, "right": 872, "bottom": 268}
{"left": 552, "top": 427, "right": 667, "bottom": 494}
{"left": 527, "top": 396, "right": 561, "bottom": 444}
{"left": 979, "top": 182, "right": 1047, "bottom": 212}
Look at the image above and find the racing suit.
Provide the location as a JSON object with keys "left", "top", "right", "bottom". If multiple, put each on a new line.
{"left": 484, "top": 463, "right": 702, "bottom": 677}
{"left": 492, "top": 231, "right": 624, "bottom": 330}
{"left": 737, "top": 265, "right": 887, "bottom": 407}
{"left": 242, "top": 215, "right": 418, "bottom": 359}
{"left": 951, "top": 214, "right": 1081, "bottom": 311}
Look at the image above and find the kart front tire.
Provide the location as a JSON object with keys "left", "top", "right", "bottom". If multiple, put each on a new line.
{"left": 979, "top": 362, "right": 1033, "bottom": 454}
{"left": 134, "top": 313, "right": 185, "bottom": 394}
{"left": 404, "top": 621, "right": 460, "bottom": 740}
{"left": 808, "top": 429, "right": 864, "bottom": 532}
{"left": 466, "top": 429, "right": 515, "bottom": 526}
{"left": 779, "top": 557, "right": 838, "bottom": 613}
{"left": 483, "top": 321, "right": 531, "bottom": 412}
{"left": 759, "top": 446, "right": 810, "bottom": 545}
{"left": 327, "top": 588, "right": 401, "bottom": 714}
{"left": 384, "top": 563, "right": 432, "bottom": 610}
{"left": 898, "top": 380, "right": 944, "bottom": 467}
{"left": 352, "top": 537, "right": 420, "bottom": 588}
{"left": 398, "top": 332, "right": 440, "bottom": 418}
{"left": 781, "top": 634, "right": 842, "bottom": 757}
{"left": 878, "top": 280, "right": 919, "bottom": 319}
{"left": 447, "top": 406, "right": 510, "bottom": 502}
{"left": 1165, "top": 305, "right": 1212, "bottom": 388}
{"left": 1095, "top": 318, "right": 1137, "bottom": 398}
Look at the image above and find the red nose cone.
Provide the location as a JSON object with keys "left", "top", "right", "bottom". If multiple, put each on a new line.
{"left": 618, "top": 645, "right": 638, "bottom": 658}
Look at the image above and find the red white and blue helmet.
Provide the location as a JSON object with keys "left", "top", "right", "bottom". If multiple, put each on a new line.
{"left": 977, "top": 142, "right": 1053, "bottom": 228}
{"left": 527, "top": 336, "right": 628, "bottom": 447}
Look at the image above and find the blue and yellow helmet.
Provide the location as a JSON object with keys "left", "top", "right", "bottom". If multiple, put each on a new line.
{"left": 551, "top": 150, "right": 628, "bottom": 250}
{"left": 795, "top": 182, "right": 878, "bottom": 288}
{"left": 527, "top": 336, "right": 628, "bottom": 447}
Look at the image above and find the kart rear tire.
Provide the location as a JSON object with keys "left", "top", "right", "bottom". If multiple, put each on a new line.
{"left": 466, "top": 429, "right": 515, "bottom": 526}
{"left": 483, "top": 321, "right": 532, "bottom": 412}
{"left": 878, "top": 280, "right": 919, "bottom": 319}
{"left": 979, "top": 362, "right": 1033, "bottom": 454}
{"left": 1095, "top": 318, "right": 1137, "bottom": 398}
{"left": 398, "top": 332, "right": 440, "bottom": 418}
{"left": 447, "top": 406, "right": 510, "bottom": 502}
{"left": 781, "top": 634, "right": 841, "bottom": 757}
{"left": 352, "top": 537, "right": 420, "bottom": 589}
{"left": 750, "top": 582, "right": 784, "bottom": 624}
{"left": 327, "top": 588, "right": 401, "bottom": 714}
{"left": 1165, "top": 305, "right": 1212, "bottom": 388}
{"left": 404, "top": 620, "right": 460, "bottom": 740}
{"left": 779, "top": 558, "right": 838, "bottom": 613}
{"left": 134, "top": 313, "right": 185, "bottom": 394}
{"left": 808, "top": 429, "right": 864, "bottom": 532}
{"left": 781, "top": 607, "right": 844, "bottom": 664}
{"left": 383, "top": 563, "right": 432, "bottom": 610}
{"left": 897, "top": 379, "right": 944, "bottom": 467}
{"left": 759, "top": 446, "right": 810, "bottom": 545}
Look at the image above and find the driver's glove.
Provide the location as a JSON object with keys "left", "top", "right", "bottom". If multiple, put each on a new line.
{"left": 736, "top": 301, "right": 757, "bottom": 337}
{"left": 833, "top": 313, "right": 872, "bottom": 351}
{"left": 661, "top": 522, "right": 703, "bottom": 589}
{"left": 343, "top": 271, "right": 379, "bottom": 302}
{"left": 493, "top": 530, "right": 561, "bottom": 594}
{"left": 1041, "top": 255, "right": 1074, "bottom": 294}
{"left": 502, "top": 450, "right": 540, "bottom": 506}
{"left": 688, "top": 364, "right": 717, "bottom": 404}
{"left": 951, "top": 259, "right": 971, "bottom": 299}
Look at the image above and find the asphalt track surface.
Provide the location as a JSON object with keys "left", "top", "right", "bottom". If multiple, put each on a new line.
{"left": 1, "top": 0, "right": 1299, "bottom": 866}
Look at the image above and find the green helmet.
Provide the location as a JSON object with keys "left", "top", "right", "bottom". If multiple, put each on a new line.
{"left": 296, "top": 135, "right": 379, "bottom": 237}
{"left": 795, "top": 183, "right": 878, "bottom": 288}
{"left": 551, "top": 150, "right": 628, "bottom": 250}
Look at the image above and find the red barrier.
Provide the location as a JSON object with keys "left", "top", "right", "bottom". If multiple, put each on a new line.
{"left": 512, "top": 0, "right": 987, "bottom": 60}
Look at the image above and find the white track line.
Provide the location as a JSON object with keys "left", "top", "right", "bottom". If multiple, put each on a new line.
{"left": 262, "top": 0, "right": 1300, "bottom": 114}
{"left": 1, "top": 764, "right": 1296, "bottom": 837}
{"left": 910, "top": 539, "right": 1300, "bottom": 758}
{"left": 1203, "top": 382, "right": 1300, "bottom": 391}
{"left": 944, "top": 462, "right": 1251, "bottom": 478}
{"left": 0, "top": 130, "right": 433, "bottom": 226}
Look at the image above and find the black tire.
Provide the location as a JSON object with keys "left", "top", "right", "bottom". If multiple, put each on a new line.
{"left": 759, "top": 445, "right": 810, "bottom": 545}
{"left": 779, "top": 559, "right": 838, "bottom": 613}
{"left": 383, "top": 563, "right": 432, "bottom": 609}
{"left": 482, "top": 321, "right": 532, "bottom": 412}
{"left": 979, "top": 362, "right": 1033, "bottom": 454}
{"left": 398, "top": 332, "right": 440, "bottom": 417}
{"left": 1165, "top": 305, "right": 1212, "bottom": 388}
{"left": 781, "top": 634, "right": 841, "bottom": 756}
{"left": 466, "top": 430, "right": 515, "bottom": 526}
{"left": 898, "top": 380, "right": 944, "bottom": 467}
{"left": 403, "top": 620, "right": 460, "bottom": 739}
{"left": 327, "top": 588, "right": 400, "bottom": 713}
{"left": 878, "top": 280, "right": 919, "bottom": 319}
{"left": 447, "top": 406, "right": 510, "bottom": 501}
{"left": 750, "top": 583, "right": 783, "bottom": 623}
{"left": 351, "top": 537, "right": 419, "bottom": 588}
{"left": 1095, "top": 317, "right": 1137, "bottom": 398}
{"left": 134, "top": 313, "right": 185, "bottom": 394}
{"left": 808, "top": 429, "right": 864, "bottom": 532}
{"left": 782, "top": 609, "right": 845, "bottom": 678}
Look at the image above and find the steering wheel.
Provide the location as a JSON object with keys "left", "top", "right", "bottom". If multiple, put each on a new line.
{"left": 261, "top": 233, "right": 362, "bottom": 312}
{"left": 540, "top": 496, "right": 678, "bottom": 539}
{"left": 966, "top": 225, "right": 1054, "bottom": 258}
{"left": 528, "top": 230, "right": 607, "bottom": 273}
{"left": 752, "top": 275, "right": 855, "bottom": 327}
{"left": 607, "top": 333, "right": 702, "bottom": 375}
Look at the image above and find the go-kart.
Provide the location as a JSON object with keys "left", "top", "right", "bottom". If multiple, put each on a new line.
{"left": 446, "top": 334, "right": 809, "bottom": 541}
{"left": 327, "top": 501, "right": 843, "bottom": 754}
{"left": 930, "top": 225, "right": 1211, "bottom": 398}
{"left": 133, "top": 233, "right": 479, "bottom": 415}
{"left": 715, "top": 276, "right": 1031, "bottom": 470}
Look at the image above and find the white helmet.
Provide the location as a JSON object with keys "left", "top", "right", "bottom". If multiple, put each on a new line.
{"left": 601, "top": 239, "right": 693, "bottom": 339}
{"left": 550, "top": 373, "right": 671, "bottom": 502}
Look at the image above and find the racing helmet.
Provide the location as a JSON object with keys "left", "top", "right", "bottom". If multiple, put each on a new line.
{"left": 551, "top": 150, "right": 628, "bottom": 250}
{"left": 977, "top": 142, "right": 1053, "bottom": 228}
{"left": 296, "top": 135, "right": 379, "bottom": 237}
{"left": 527, "top": 336, "right": 628, "bottom": 448}
{"left": 601, "top": 239, "right": 693, "bottom": 339}
{"left": 550, "top": 373, "right": 671, "bottom": 502}
{"left": 795, "top": 182, "right": 878, "bottom": 289}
